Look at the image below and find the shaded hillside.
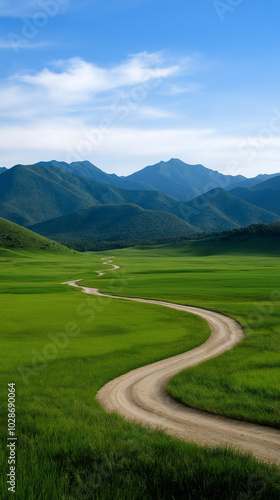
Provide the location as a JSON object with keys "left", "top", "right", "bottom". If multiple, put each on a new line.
{"left": 233, "top": 173, "right": 280, "bottom": 190}
{"left": 30, "top": 203, "right": 199, "bottom": 249}
{"left": 231, "top": 175, "right": 280, "bottom": 216}
{"left": 1, "top": 162, "right": 279, "bottom": 239}
{"left": 216, "top": 221, "right": 280, "bottom": 239}
{"left": 0, "top": 167, "right": 7, "bottom": 174}
{"left": 0, "top": 217, "right": 71, "bottom": 253}
{"left": 6, "top": 159, "right": 279, "bottom": 203}
{"left": 0, "top": 164, "right": 180, "bottom": 226}
{"left": 179, "top": 221, "right": 280, "bottom": 256}
{"left": 182, "top": 188, "right": 279, "bottom": 232}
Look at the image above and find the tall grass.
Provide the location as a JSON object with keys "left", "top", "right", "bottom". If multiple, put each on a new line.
{"left": 1, "top": 246, "right": 280, "bottom": 498}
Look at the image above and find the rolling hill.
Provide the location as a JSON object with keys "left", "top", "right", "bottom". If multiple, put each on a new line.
{"left": 216, "top": 221, "right": 280, "bottom": 240}
{"left": 0, "top": 217, "right": 70, "bottom": 253}
{"left": 231, "top": 175, "right": 280, "bottom": 216}
{"left": 29, "top": 203, "right": 199, "bottom": 249}
{"left": 29, "top": 188, "right": 279, "bottom": 249}
{"left": 181, "top": 221, "right": 280, "bottom": 256}
{"left": 182, "top": 188, "right": 280, "bottom": 232}
{"left": 0, "top": 163, "right": 129, "bottom": 226}
{"left": 0, "top": 164, "right": 182, "bottom": 226}
{"left": 1, "top": 162, "right": 279, "bottom": 246}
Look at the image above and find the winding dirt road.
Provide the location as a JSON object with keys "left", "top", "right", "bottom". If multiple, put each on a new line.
{"left": 63, "top": 260, "right": 280, "bottom": 466}
{"left": 95, "top": 257, "right": 120, "bottom": 277}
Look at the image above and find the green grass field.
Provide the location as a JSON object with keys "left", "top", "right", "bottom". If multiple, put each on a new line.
{"left": 94, "top": 239, "right": 280, "bottom": 429}
{"left": 1, "top": 236, "right": 280, "bottom": 499}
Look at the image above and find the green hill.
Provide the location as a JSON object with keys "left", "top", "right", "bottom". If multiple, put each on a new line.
{"left": 178, "top": 221, "right": 280, "bottom": 256}
{"left": 0, "top": 217, "right": 71, "bottom": 254}
{"left": 231, "top": 175, "right": 280, "bottom": 215}
{"left": 0, "top": 164, "right": 127, "bottom": 226}
{"left": 0, "top": 164, "right": 185, "bottom": 227}
{"left": 216, "top": 221, "right": 280, "bottom": 241}
{"left": 182, "top": 188, "right": 279, "bottom": 232}
{"left": 29, "top": 203, "right": 199, "bottom": 250}
{"left": 1, "top": 163, "right": 279, "bottom": 241}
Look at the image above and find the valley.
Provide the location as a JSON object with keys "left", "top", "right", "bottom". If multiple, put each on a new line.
{"left": 0, "top": 219, "right": 280, "bottom": 498}
{"left": 1, "top": 2, "right": 279, "bottom": 498}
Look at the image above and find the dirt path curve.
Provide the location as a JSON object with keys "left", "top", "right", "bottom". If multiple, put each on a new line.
{"left": 95, "top": 257, "right": 120, "bottom": 277}
{"left": 63, "top": 270, "right": 280, "bottom": 465}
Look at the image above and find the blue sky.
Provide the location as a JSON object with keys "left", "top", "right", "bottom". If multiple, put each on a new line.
{"left": 0, "top": 0, "right": 279, "bottom": 176}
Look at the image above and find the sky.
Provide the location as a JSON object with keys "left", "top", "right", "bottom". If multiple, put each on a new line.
{"left": 0, "top": 0, "right": 279, "bottom": 177}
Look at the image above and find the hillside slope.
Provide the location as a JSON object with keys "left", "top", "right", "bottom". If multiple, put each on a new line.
{"left": 0, "top": 164, "right": 181, "bottom": 226}
{"left": 231, "top": 175, "right": 280, "bottom": 216}
{"left": 180, "top": 221, "right": 280, "bottom": 256}
{"left": 30, "top": 204, "right": 199, "bottom": 248}
{"left": 182, "top": 188, "right": 280, "bottom": 232}
{"left": 0, "top": 217, "right": 70, "bottom": 253}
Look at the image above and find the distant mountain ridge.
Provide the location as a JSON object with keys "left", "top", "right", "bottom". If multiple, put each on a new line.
{"left": 182, "top": 188, "right": 279, "bottom": 232}
{"left": 231, "top": 175, "right": 280, "bottom": 216}
{"left": 126, "top": 158, "right": 280, "bottom": 201}
{"left": 33, "top": 160, "right": 154, "bottom": 192}
{"left": 0, "top": 159, "right": 279, "bottom": 248}
{"left": 0, "top": 163, "right": 186, "bottom": 226}
{"left": 0, "top": 167, "right": 7, "bottom": 174}
{"left": 6, "top": 158, "right": 280, "bottom": 202}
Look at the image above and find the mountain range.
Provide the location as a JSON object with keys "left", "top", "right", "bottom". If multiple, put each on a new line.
{"left": 126, "top": 158, "right": 279, "bottom": 201}
{"left": 0, "top": 163, "right": 184, "bottom": 226}
{"left": 5, "top": 158, "right": 278, "bottom": 202}
{"left": 230, "top": 175, "right": 280, "bottom": 216}
{"left": 0, "top": 158, "right": 279, "bottom": 248}
{"left": 32, "top": 160, "right": 154, "bottom": 192}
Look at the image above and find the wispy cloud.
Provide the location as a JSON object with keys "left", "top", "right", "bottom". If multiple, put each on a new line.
{"left": 162, "top": 83, "right": 204, "bottom": 95}
{"left": 1, "top": 121, "right": 280, "bottom": 178}
{"left": 2, "top": 51, "right": 278, "bottom": 177}
{"left": 0, "top": 52, "right": 190, "bottom": 127}
{"left": 13, "top": 53, "right": 181, "bottom": 106}
{"left": 0, "top": 39, "right": 50, "bottom": 49}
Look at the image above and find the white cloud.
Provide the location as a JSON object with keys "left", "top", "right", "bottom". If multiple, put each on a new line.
{"left": 1, "top": 122, "right": 280, "bottom": 178}
{"left": 162, "top": 83, "right": 204, "bottom": 95}
{"left": 0, "top": 39, "right": 49, "bottom": 49}
{"left": 0, "top": 86, "right": 29, "bottom": 110}
{"left": 135, "top": 106, "right": 174, "bottom": 119}
{"left": 13, "top": 53, "right": 180, "bottom": 106}
{"left": 1, "top": 53, "right": 279, "bottom": 177}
